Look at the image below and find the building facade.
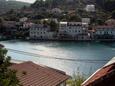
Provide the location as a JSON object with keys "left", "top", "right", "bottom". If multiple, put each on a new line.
{"left": 85, "top": 5, "right": 95, "bottom": 12}
{"left": 19, "top": 17, "right": 28, "bottom": 22}
{"left": 30, "top": 24, "right": 55, "bottom": 40}
{"left": 93, "top": 26, "right": 115, "bottom": 39}
{"left": 58, "top": 22, "right": 90, "bottom": 40}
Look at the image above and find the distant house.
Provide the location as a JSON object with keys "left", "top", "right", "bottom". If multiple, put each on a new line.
{"left": 82, "top": 18, "right": 90, "bottom": 24}
{"left": 3, "top": 21, "right": 17, "bottom": 29}
{"left": 93, "top": 25, "right": 115, "bottom": 39}
{"left": 105, "top": 19, "right": 115, "bottom": 26}
{"left": 19, "top": 17, "right": 28, "bottom": 22}
{"left": 17, "top": 22, "right": 34, "bottom": 38}
{"left": 85, "top": 5, "right": 95, "bottom": 12}
{"left": 20, "top": 8, "right": 34, "bottom": 14}
{"left": 2, "top": 21, "right": 18, "bottom": 37}
{"left": 82, "top": 57, "right": 115, "bottom": 86}
{"left": 67, "top": 10, "right": 76, "bottom": 15}
{"left": 51, "top": 8, "right": 62, "bottom": 14}
{"left": 10, "top": 61, "right": 69, "bottom": 86}
{"left": 41, "top": 18, "right": 59, "bottom": 24}
{"left": 58, "top": 22, "right": 89, "bottom": 40}
{"left": 22, "top": 22, "right": 34, "bottom": 29}
{"left": 30, "top": 24, "right": 55, "bottom": 40}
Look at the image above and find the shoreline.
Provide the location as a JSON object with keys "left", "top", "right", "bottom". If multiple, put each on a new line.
{"left": 0, "top": 38, "right": 115, "bottom": 43}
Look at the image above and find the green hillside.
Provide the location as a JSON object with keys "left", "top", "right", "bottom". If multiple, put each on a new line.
{"left": 0, "top": 0, "right": 30, "bottom": 14}
{"left": 96, "top": 0, "right": 115, "bottom": 12}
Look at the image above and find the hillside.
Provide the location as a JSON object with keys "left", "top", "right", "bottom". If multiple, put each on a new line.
{"left": 0, "top": 0, "right": 30, "bottom": 14}
{"left": 31, "top": 0, "right": 115, "bottom": 12}
{"left": 31, "top": 0, "right": 96, "bottom": 10}
{"left": 96, "top": 0, "right": 115, "bottom": 12}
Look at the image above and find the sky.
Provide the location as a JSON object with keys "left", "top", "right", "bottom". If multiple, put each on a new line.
{"left": 16, "top": 0, "right": 36, "bottom": 3}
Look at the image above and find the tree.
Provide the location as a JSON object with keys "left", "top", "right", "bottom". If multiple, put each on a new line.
{"left": 0, "top": 46, "right": 20, "bottom": 86}
{"left": 0, "top": 17, "right": 4, "bottom": 34}
{"left": 67, "top": 73, "right": 86, "bottom": 86}
{"left": 43, "top": 20, "right": 49, "bottom": 26}
{"left": 96, "top": 19, "right": 105, "bottom": 25}
{"left": 49, "top": 20, "right": 58, "bottom": 32}
{"left": 112, "top": 10, "right": 115, "bottom": 19}
{"left": 69, "top": 15, "right": 81, "bottom": 22}
{"left": 31, "top": 0, "right": 45, "bottom": 8}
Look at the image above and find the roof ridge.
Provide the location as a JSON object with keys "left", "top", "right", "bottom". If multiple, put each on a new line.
{"left": 17, "top": 61, "right": 67, "bottom": 75}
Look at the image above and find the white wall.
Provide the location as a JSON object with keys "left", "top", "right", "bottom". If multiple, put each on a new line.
{"left": 95, "top": 28, "right": 115, "bottom": 35}
{"left": 59, "top": 22, "right": 88, "bottom": 37}
{"left": 30, "top": 26, "right": 55, "bottom": 39}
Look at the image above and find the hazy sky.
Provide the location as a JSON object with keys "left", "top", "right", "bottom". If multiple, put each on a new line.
{"left": 16, "top": 0, "right": 36, "bottom": 3}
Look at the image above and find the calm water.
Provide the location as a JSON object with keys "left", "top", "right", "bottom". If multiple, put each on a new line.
{"left": 0, "top": 40, "right": 115, "bottom": 75}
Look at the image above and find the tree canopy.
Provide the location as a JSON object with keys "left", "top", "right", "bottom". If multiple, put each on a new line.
{"left": 112, "top": 10, "right": 115, "bottom": 19}
{"left": 49, "top": 20, "right": 58, "bottom": 32}
{"left": 0, "top": 46, "right": 20, "bottom": 86}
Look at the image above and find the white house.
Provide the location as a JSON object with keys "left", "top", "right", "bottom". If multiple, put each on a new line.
{"left": 19, "top": 17, "right": 28, "bottom": 22}
{"left": 85, "top": 5, "right": 95, "bottom": 12}
{"left": 58, "top": 22, "right": 90, "bottom": 40}
{"left": 30, "top": 24, "right": 55, "bottom": 40}
{"left": 82, "top": 18, "right": 90, "bottom": 24}
{"left": 23, "top": 22, "right": 34, "bottom": 28}
{"left": 95, "top": 26, "right": 115, "bottom": 35}
{"left": 94, "top": 26, "right": 115, "bottom": 37}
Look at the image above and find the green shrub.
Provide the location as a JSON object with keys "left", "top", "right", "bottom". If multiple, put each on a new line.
{"left": 67, "top": 72, "right": 86, "bottom": 86}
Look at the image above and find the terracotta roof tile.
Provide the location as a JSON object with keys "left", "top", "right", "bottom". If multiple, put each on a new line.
{"left": 10, "top": 61, "right": 69, "bottom": 86}
{"left": 95, "top": 25, "right": 115, "bottom": 29}
{"left": 82, "top": 63, "right": 115, "bottom": 86}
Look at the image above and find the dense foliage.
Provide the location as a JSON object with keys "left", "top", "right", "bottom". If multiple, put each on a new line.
{"left": 67, "top": 73, "right": 86, "bottom": 86}
{"left": 0, "top": 46, "right": 20, "bottom": 86}
{"left": 49, "top": 20, "right": 58, "bottom": 32}
{"left": 96, "top": 0, "right": 115, "bottom": 12}
{"left": 32, "top": 0, "right": 96, "bottom": 9}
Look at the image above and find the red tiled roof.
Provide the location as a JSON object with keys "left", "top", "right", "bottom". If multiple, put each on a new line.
{"left": 95, "top": 25, "right": 115, "bottom": 29}
{"left": 82, "top": 63, "right": 115, "bottom": 86}
{"left": 105, "top": 19, "right": 115, "bottom": 26}
{"left": 10, "top": 61, "right": 69, "bottom": 86}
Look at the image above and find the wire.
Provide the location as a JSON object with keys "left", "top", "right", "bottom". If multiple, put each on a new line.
{"left": 7, "top": 48, "right": 111, "bottom": 63}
